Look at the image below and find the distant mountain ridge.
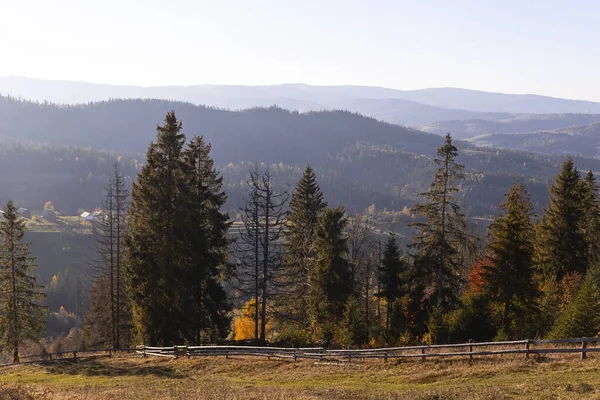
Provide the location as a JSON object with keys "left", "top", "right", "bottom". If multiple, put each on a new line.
{"left": 4, "top": 76, "right": 600, "bottom": 118}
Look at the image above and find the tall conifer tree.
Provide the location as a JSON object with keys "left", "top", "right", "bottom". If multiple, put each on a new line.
{"left": 0, "top": 201, "right": 46, "bottom": 362}
{"left": 378, "top": 235, "right": 408, "bottom": 337}
{"left": 277, "top": 166, "right": 326, "bottom": 337}
{"left": 536, "top": 158, "right": 587, "bottom": 281}
{"left": 483, "top": 183, "right": 538, "bottom": 339}
{"left": 410, "top": 134, "right": 473, "bottom": 326}
{"left": 307, "top": 206, "right": 351, "bottom": 344}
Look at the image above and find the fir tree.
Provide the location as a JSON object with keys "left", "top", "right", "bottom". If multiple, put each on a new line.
{"left": 181, "top": 135, "right": 232, "bottom": 342}
{"left": 581, "top": 170, "right": 600, "bottom": 267}
{"left": 126, "top": 111, "right": 187, "bottom": 345}
{"left": 551, "top": 270, "right": 600, "bottom": 338}
{"left": 126, "top": 112, "right": 231, "bottom": 344}
{"left": 410, "top": 134, "right": 474, "bottom": 331}
{"left": 378, "top": 235, "right": 408, "bottom": 338}
{"left": 276, "top": 165, "right": 326, "bottom": 339}
{"left": 536, "top": 158, "right": 587, "bottom": 281}
{"left": 0, "top": 201, "right": 46, "bottom": 362}
{"left": 483, "top": 183, "right": 538, "bottom": 339}
{"left": 307, "top": 206, "right": 351, "bottom": 344}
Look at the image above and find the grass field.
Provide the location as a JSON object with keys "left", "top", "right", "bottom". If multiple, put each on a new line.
{"left": 2, "top": 355, "right": 600, "bottom": 399}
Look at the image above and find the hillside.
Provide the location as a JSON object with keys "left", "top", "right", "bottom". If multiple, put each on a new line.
{"left": 468, "top": 122, "right": 600, "bottom": 158}
{"left": 5, "top": 76, "right": 600, "bottom": 123}
{"left": 3, "top": 97, "right": 600, "bottom": 218}
{"left": 422, "top": 114, "right": 600, "bottom": 139}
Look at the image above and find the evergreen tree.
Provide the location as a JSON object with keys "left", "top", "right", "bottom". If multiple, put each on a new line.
{"left": 276, "top": 165, "right": 326, "bottom": 339}
{"left": 125, "top": 112, "right": 231, "bottom": 345}
{"left": 378, "top": 235, "right": 408, "bottom": 338}
{"left": 339, "top": 296, "right": 369, "bottom": 347}
{"left": 307, "top": 206, "right": 351, "bottom": 344}
{"left": 536, "top": 158, "right": 587, "bottom": 281}
{"left": 182, "top": 135, "right": 232, "bottom": 342}
{"left": 483, "top": 183, "right": 538, "bottom": 339}
{"left": 581, "top": 170, "right": 600, "bottom": 267}
{"left": 410, "top": 134, "right": 473, "bottom": 334}
{"left": 0, "top": 201, "right": 46, "bottom": 362}
{"left": 551, "top": 270, "right": 600, "bottom": 338}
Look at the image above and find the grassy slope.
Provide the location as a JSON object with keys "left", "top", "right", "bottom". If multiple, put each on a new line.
{"left": 2, "top": 356, "right": 600, "bottom": 399}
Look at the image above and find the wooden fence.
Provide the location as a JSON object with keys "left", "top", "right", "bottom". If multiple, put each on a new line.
{"left": 137, "top": 337, "right": 600, "bottom": 362}
{"left": 1, "top": 337, "right": 598, "bottom": 367}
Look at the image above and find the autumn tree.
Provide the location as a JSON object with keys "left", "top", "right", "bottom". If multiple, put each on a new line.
{"left": 0, "top": 201, "right": 46, "bottom": 362}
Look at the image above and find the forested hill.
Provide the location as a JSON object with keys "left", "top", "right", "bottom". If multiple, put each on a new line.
{"left": 4, "top": 96, "right": 600, "bottom": 216}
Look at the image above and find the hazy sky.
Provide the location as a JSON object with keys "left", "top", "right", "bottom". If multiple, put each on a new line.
{"left": 2, "top": 0, "right": 599, "bottom": 100}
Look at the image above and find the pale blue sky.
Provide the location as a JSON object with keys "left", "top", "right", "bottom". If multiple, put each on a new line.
{"left": 2, "top": 0, "right": 599, "bottom": 100}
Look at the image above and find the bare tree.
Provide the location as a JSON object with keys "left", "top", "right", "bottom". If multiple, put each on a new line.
{"left": 233, "top": 166, "right": 288, "bottom": 342}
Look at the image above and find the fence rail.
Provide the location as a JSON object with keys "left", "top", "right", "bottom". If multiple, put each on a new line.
{"left": 1, "top": 337, "right": 598, "bottom": 367}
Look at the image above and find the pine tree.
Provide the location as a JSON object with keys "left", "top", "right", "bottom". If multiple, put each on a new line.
{"left": 551, "top": 270, "right": 600, "bottom": 338}
{"left": 536, "top": 158, "right": 587, "bottom": 281}
{"left": 85, "top": 163, "right": 131, "bottom": 349}
{"left": 181, "top": 135, "right": 232, "bottom": 342}
{"left": 378, "top": 235, "right": 408, "bottom": 338}
{"left": 483, "top": 183, "right": 538, "bottom": 339}
{"left": 410, "top": 134, "right": 473, "bottom": 329}
{"left": 0, "top": 201, "right": 46, "bottom": 362}
{"left": 581, "top": 170, "right": 600, "bottom": 267}
{"left": 307, "top": 206, "right": 351, "bottom": 344}
{"left": 276, "top": 165, "right": 326, "bottom": 338}
{"left": 126, "top": 111, "right": 187, "bottom": 345}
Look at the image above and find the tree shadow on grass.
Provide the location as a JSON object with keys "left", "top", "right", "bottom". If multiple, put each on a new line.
{"left": 40, "top": 357, "right": 183, "bottom": 378}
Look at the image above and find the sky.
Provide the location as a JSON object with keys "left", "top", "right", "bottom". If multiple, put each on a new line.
{"left": 2, "top": 0, "right": 600, "bottom": 100}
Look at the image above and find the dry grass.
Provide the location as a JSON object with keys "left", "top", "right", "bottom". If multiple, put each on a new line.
{"left": 1, "top": 354, "right": 600, "bottom": 399}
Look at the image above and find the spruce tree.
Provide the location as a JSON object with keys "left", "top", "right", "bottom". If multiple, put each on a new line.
{"left": 484, "top": 183, "right": 538, "bottom": 339}
{"left": 277, "top": 165, "right": 326, "bottom": 338}
{"left": 126, "top": 111, "right": 187, "bottom": 345}
{"left": 581, "top": 170, "right": 600, "bottom": 267}
{"left": 410, "top": 134, "right": 473, "bottom": 328}
{"left": 551, "top": 270, "right": 600, "bottom": 338}
{"left": 378, "top": 235, "right": 408, "bottom": 338}
{"left": 307, "top": 206, "right": 351, "bottom": 344}
{"left": 536, "top": 158, "right": 587, "bottom": 281}
{"left": 182, "top": 135, "right": 231, "bottom": 342}
{"left": 126, "top": 112, "right": 231, "bottom": 345}
{"left": 0, "top": 201, "right": 46, "bottom": 362}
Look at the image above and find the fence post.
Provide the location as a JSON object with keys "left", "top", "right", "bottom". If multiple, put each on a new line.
{"left": 226, "top": 349, "right": 229, "bottom": 359}
{"left": 420, "top": 347, "right": 425, "bottom": 362}
{"left": 384, "top": 351, "right": 388, "bottom": 363}
{"left": 73, "top": 351, "right": 77, "bottom": 361}
{"left": 143, "top": 346, "right": 147, "bottom": 358}
{"left": 581, "top": 341, "right": 587, "bottom": 360}
{"left": 348, "top": 350, "right": 351, "bottom": 363}
{"left": 468, "top": 340, "right": 473, "bottom": 360}
{"left": 293, "top": 348, "right": 297, "bottom": 362}
{"left": 525, "top": 341, "right": 530, "bottom": 359}
{"left": 319, "top": 348, "right": 323, "bottom": 361}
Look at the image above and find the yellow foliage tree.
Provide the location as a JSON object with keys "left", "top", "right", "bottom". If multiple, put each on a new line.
{"left": 233, "top": 298, "right": 272, "bottom": 341}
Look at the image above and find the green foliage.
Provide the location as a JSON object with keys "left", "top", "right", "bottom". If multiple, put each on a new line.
{"left": 484, "top": 183, "right": 539, "bottom": 339}
{"left": 378, "top": 235, "right": 408, "bottom": 339}
{"left": 410, "top": 134, "right": 474, "bottom": 324}
{"left": 536, "top": 158, "right": 587, "bottom": 280}
{"left": 552, "top": 271, "right": 600, "bottom": 338}
{"left": 277, "top": 166, "right": 327, "bottom": 333}
{"left": 125, "top": 112, "right": 230, "bottom": 345}
{"left": 308, "top": 206, "right": 351, "bottom": 344}
{"left": 0, "top": 200, "right": 47, "bottom": 362}
{"left": 338, "top": 297, "right": 369, "bottom": 348}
